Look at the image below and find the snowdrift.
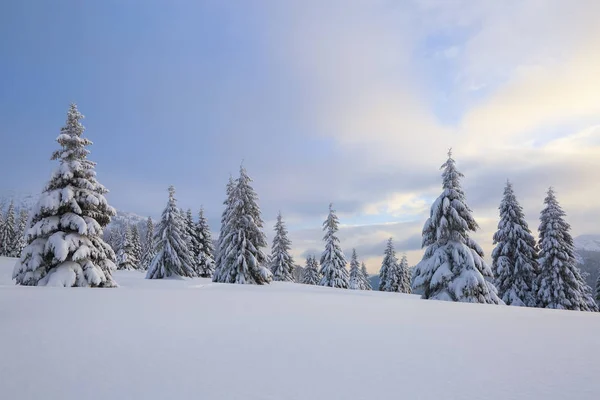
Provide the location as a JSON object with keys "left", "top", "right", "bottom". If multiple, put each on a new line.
{"left": 0, "top": 256, "right": 599, "bottom": 399}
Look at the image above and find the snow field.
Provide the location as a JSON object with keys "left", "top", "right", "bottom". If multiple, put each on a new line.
{"left": 1, "top": 257, "right": 599, "bottom": 400}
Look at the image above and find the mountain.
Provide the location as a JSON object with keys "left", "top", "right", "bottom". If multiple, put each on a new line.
{"left": 574, "top": 235, "right": 600, "bottom": 289}
{"left": 109, "top": 210, "right": 147, "bottom": 229}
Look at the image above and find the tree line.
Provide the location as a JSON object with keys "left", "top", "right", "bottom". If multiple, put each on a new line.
{"left": 9, "top": 104, "right": 600, "bottom": 311}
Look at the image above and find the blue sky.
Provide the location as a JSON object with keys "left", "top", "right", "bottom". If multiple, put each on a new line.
{"left": 2, "top": 0, "right": 600, "bottom": 271}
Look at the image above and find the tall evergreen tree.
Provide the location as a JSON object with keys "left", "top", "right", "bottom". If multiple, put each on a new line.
{"left": 379, "top": 238, "right": 399, "bottom": 292}
{"left": 536, "top": 188, "right": 597, "bottom": 311}
{"left": 0, "top": 201, "right": 16, "bottom": 256}
{"left": 398, "top": 254, "right": 412, "bottom": 293}
{"left": 13, "top": 104, "right": 117, "bottom": 287}
{"left": 269, "top": 211, "right": 295, "bottom": 282}
{"left": 196, "top": 207, "right": 215, "bottom": 278}
{"left": 130, "top": 224, "right": 142, "bottom": 268}
{"left": 140, "top": 217, "right": 155, "bottom": 270}
{"left": 491, "top": 181, "right": 539, "bottom": 306}
{"left": 117, "top": 225, "right": 138, "bottom": 270}
{"left": 213, "top": 166, "right": 272, "bottom": 284}
{"left": 302, "top": 255, "right": 321, "bottom": 285}
{"left": 319, "top": 203, "right": 349, "bottom": 288}
{"left": 14, "top": 207, "right": 29, "bottom": 257}
{"left": 361, "top": 262, "right": 372, "bottom": 290}
{"left": 348, "top": 249, "right": 363, "bottom": 290}
{"left": 147, "top": 186, "right": 196, "bottom": 279}
{"left": 184, "top": 208, "right": 201, "bottom": 276}
{"left": 213, "top": 176, "right": 235, "bottom": 282}
{"left": 412, "top": 150, "right": 501, "bottom": 304}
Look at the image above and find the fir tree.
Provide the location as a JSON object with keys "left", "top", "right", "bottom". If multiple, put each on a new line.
{"left": 147, "top": 186, "right": 196, "bottom": 279}
{"left": 213, "top": 176, "right": 235, "bottom": 282}
{"left": 412, "top": 150, "right": 501, "bottom": 304}
{"left": 14, "top": 207, "right": 29, "bottom": 257}
{"left": 140, "top": 217, "right": 155, "bottom": 271}
{"left": 130, "top": 224, "right": 142, "bottom": 268}
{"left": 491, "top": 181, "right": 539, "bottom": 306}
{"left": 213, "top": 166, "right": 272, "bottom": 284}
{"left": 361, "top": 262, "right": 372, "bottom": 290}
{"left": 184, "top": 208, "right": 201, "bottom": 276}
{"left": 348, "top": 249, "right": 363, "bottom": 290}
{"left": 0, "top": 201, "right": 16, "bottom": 256}
{"left": 13, "top": 104, "right": 117, "bottom": 287}
{"left": 379, "top": 238, "right": 399, "bottom": 292}
{"left": 398, "top": 254, "right": 412, "bottom": 293}
{"left": 269, "top": 211, "right": 295, "bottom": 282}
{"left": 302, "top": 255, "right": 321, "bottom": 285}
{"left": 536, "top": 188, "right": 597, "bottom": 311}
{"left": 196, "top": 207, "right": 215, "bottom": 278}
{"left": 117, "top": 225, "right": 138, "bottom": 270}
{"left": 319, "top": 203, "right": 349, "bottom": 288}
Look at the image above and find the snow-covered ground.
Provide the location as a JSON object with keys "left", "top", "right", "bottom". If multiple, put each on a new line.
{"left": 1, "top": 256, "right": 599, "bottom": 400}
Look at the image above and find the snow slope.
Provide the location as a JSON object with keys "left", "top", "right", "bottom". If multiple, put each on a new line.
{"left": 1, "top": 256, "right": 599, "bottom": 400}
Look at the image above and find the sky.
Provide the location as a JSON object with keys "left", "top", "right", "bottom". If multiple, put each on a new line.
{"left": 1, "top": 0, "right": 600, "bottom": 273}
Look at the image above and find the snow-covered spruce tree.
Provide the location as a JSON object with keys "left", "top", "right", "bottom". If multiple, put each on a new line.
{"left": 348, "top": 249, "right": 363, "bottom": 290}
{"left": 117, "top": 225, "right": 138, "bottom": 270}
{"left": 361, "top": 262, "right": 372, "bottom": 290}
{"left": 131, "top": 224, "right": 143, "bottom": 268}
{"left": 196, "top": 207, "right": 215, "bottom": 278}
{"left": 0, "top": 201, "right": 16, "bottom": 256}
{"left": 0, "top": 209, "right": 4, "bottom": 255}
{"left": 140, "top": 217, "right": 155, "bottom": 270}
{"left": 184, "top": 208, "right": 201, "bottom": 276}
{"left": 319, "top": 203, "right": 349, "bottom": 288}
{"left": 13, "top": 104, "right": 117, "bottom": 287}
{"left": 398, "top": 254, "right": 412, "bottom": 293}
{"left": 14, "top": 207, "right": 29, "bottom": 257}
{"left": 379, "top": 238, "right": 399, "bottom": 292}
{"left": 213, "top": 166, "right": 272, "bottom": 284}
{"left": 536, "top": 188, "right": 597, "bottom": 311}
{"left": 146, "top": 186, "right": 196, "bottom": 279}
{"left": 269, "top": 211, "right": 295, "bottom": 282}
{"left": 213, "top": 176, "right": 236, "bottom": 282}
{"left": 491, "top": 181, "right": 539, "bottom": 307}
{"left": 412, "top": 150, "right": 501, "bottom": 304}
{"left": 302, "top": 255, "right": 321, "bottom": 285}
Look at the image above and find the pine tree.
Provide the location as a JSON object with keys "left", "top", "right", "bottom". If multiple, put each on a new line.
{"left": 319, "top": 203, "right": 349, "bottom": 288}
{"left": 13, "top": 104, "right": 118, "bottom": 287}
{"left": 491, "top": 181, "right": 539, "bottom": 306}
{"left": 398, "top": 254, "right": 412, "bottom": 293}
{"left": 130, "top": 224, "right": 143, "bottom": 269}
{"left": 412, "top": 150, "right": 501, "bottom": 304}
{"left": 536, "top": 188, "right": 597, "bottom": 311}
{"left": 348, "top": 249, "right": 363, "bottom": 290}
{"left": 213, "top": 166, "right": 272, "bottom": 284}
{"left": 269, "top": 211, "right": 295, "bottom": 282}
{"left": 146, "top": 186, "right": 196, "bottom": 279}
{"left": 117, "top": 225, "right": 138, "bottom": 270}
{"left": 196, "top": 207, "right": 215, "bottom": 278}
{"left": 213, "top": 176, "right": 236, "bottom": 282}
{"left": 1, "top": 201, "right": 16, "bottom": 256}
{"left": 14, "top": 207, "right": 29, "bottom": 257}
{"left": 379, "top": 238, "right": 399, "bottom": 292}
{"left": 301, "top": 255, "right": 321, "bottom": 285}
{"left": 184, "top": 208, "right": 201, "bottom": 276}
{"left": 361, "top": 262, "right": 372, "bottom": 290}
{"left": 140, "top": 217, "right": 155, "bottom": 271}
